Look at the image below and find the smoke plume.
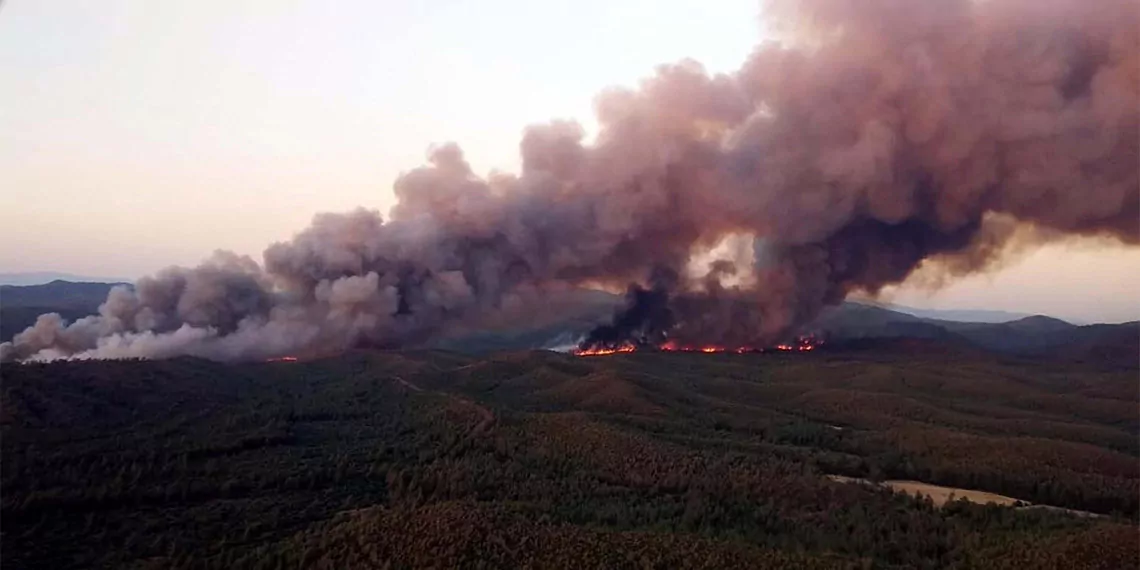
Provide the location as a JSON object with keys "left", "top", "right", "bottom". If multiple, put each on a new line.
{"left": 3, "top": 0, "right": 1137, "bottom": 362}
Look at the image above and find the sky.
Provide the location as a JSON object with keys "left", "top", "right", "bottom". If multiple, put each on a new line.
{"left": 1, "top": 0, "right": 1137, "bottom": 324}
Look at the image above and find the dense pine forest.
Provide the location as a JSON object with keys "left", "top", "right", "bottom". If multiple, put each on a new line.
{"left": 3, "top": 342, "right": 1137, "bottom": 569}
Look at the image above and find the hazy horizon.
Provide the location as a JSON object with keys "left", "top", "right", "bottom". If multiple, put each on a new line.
{"left": 1, "top": 264, "right": 1135, "bottom": 326}
{"left": 2, "top": 0, "right": 1137, "bottom": 326}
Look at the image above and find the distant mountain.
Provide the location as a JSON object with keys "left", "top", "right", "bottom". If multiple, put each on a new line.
{"left": 810, "top": 303, "right": 940, "bottom": 339}
{"left": 1, "top": 280, "right": 129, "bottom": 341}
{"left": 810, "top": 303, "right": 1136, "bottom": 368}
{"left": 1003, "top": 314, "right": 1077, "bottom": 333}
{"left": 0, "top": 272, "right": 133, "bottom": 286}
{"left": 1, "top": 280, "right": 129, "bottom": 309}
{"left": 883, "top": 305, "right": 1035, "bottom": 323}
{"left": 1047, "top": 322, "right": 1140, "bottom": 365}
{"left": 437, "top": 298, "right": 1136, "bottom": 367}
{"left": 432, "top": 298, "right": 1136, "bottom": 367}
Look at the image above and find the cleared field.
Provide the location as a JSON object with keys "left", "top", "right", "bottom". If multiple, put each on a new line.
{"left": 828, "top": 475, "right": 1021, "bottom": 505}
{"left": 827, "top": 475, "right": 1021, "bottom": 505}
{"left": 827, "top": 475, "right": 1107, "bottom": 518}
{"left": 885, "top": 480, "right": 1021, "bottom": 506}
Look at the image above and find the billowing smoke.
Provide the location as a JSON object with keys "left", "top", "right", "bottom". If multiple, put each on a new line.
{"left": 581, "top": 269, "right": 677, "bottom": 350}
{"left": 3, "top": 0, "right": 1137, "bottom": 362}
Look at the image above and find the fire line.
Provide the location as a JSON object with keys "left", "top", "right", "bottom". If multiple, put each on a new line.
{"left": 574, "top": 336, "right": 822, "bottom": 356}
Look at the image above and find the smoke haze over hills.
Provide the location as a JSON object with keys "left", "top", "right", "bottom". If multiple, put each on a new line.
{"left": 2, "top": 0, "right": 1136, "bottom": 362}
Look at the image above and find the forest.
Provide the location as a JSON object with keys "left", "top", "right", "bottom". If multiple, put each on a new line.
{"left": 2, "top": 341, "right": 1137, "bottom": 569}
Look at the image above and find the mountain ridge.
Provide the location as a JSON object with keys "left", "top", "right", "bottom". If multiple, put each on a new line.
{"left": 0, "top": 272, "right": 134, "bottom": 286}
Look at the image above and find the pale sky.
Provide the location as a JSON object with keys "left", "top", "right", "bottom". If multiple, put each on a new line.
{"left": 1, "top": 1, "right": 1137, "bottom": 323}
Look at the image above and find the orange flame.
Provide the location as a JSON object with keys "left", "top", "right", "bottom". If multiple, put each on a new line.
{"left": 572, "top": 344, "right": 637, "bottom": 356}
{"left": 266, "top": 356, "right": 299, "bottom": 363}
{"left": 573, "top": 335, "right": 822, "bottom": 357}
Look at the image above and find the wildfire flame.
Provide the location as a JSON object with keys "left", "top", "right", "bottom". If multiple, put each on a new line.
{"left": 572, "top": 344, "right": 638, "bottom": 357}
{"left": 266, "top": 356, "right": 299, "bottom": 363}
{"left": 573, "top": 335, "right": 822, "bottom": 356}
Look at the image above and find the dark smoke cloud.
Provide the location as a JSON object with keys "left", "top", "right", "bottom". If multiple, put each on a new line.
{"left": 582, "top": 269, "right": 677, "bottom": 350}
{"left": 3, "top": 0, "right": 1136, "bottom": 362}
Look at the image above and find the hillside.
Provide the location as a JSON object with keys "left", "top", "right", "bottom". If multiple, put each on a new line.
{"left": 3, "top": 346, "right": 1138, "bottom": 569}
{"left": 0, "top": 280, "right": 132, "bottom": 342}
{"left": 882, "top": 305, "right": 1034, "bottom": 323}
{"left": 430, "top": 300, "right": 1136, "bottom": 365}
{"left": 466, "top": 299, "right": 1137, "bottom": 367}
{"left": 808, "top": 304, "right": 1137, "bottom": 367}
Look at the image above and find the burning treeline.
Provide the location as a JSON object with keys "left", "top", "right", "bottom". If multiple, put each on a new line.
{"left": 573, "top": 274, "right": 828, "bottom": 354}
{"left": 2, "top": 0, "right": 1136, "bottom": 363}
{"left": 573, "top": 335, "right": 822, "bottom": 357}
